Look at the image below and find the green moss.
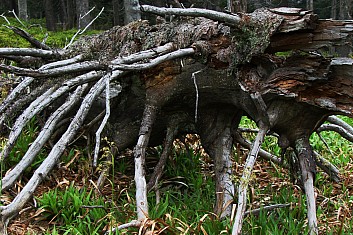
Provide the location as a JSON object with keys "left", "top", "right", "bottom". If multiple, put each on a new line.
{"left": 0, "top": 17, "right": 101, "bottom": 48}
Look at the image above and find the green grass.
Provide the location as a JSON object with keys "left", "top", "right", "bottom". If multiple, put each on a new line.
{"left": 2, "top": 114, "right": 352, "bottom": 234}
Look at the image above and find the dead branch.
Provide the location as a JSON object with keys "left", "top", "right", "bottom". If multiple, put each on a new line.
{"left": 244, "top": 203, "right": 291, "bottom": 216}
{"left": 5, "top": 26, "right": 51, "bottom": 50}
{"left": 141, "top": 5, "right": 241, "bottom": 25}
{"left": 1, "top": 71, "right": 104, "bottom": 160}
{"left": 0, "top": 48, "right": 62, "bottom": 58}
{"left": 0, "top": 76, "right": 34, "bottom": 115}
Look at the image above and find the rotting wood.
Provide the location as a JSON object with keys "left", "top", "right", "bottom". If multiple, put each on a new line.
{"left": 1, "top": 5, "right": 353, "bottom": 234}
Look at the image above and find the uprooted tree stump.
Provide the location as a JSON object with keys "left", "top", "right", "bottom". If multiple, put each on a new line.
{"left": 1, "top": 5, "right": 353, "bottom": 235}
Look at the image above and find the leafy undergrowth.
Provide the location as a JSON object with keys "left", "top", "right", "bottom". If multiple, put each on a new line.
{"left": 1, "top": 116, "right": 353, "bottom": 234}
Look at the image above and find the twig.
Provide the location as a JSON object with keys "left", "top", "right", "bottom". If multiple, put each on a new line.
{"left": 80, "top": 7, "right": 104, "bottom": 35}
{"left": 0, "top": 13, "right": 10, "bottom": 25}
{"left": 64, "top": 7, "right": 104, "bottom": 50}
{"left": 316, "top": 131, "right": 335, "bottom": 157}
{"left": 9, "top": 10, "right": 26, "bottom": 28}
{"left": 192, "top": 70, "right": 202, "bottom": 123}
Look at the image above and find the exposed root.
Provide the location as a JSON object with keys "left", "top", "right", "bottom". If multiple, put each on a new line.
{"left": 104, "top": 220, "right": 141, "bottom": 235}
{"left": 0, "top": 73, "right": 110, "bottom": 231}
{"left": 233, "top": 131, "right": 282, "bottom": 165}
{"left": 0, "top": 61, "right": 104, "bottom": 77}
{"left": 147, "top": 123, "right": 178, "bottom": 192}
{"left": 327, "top": 115, "right": 353, "bottom": 135}
{"left": 0, "top": 48, "right": 62, "bottom": 58}
{"left": 1, "top": 85, "right": 87, "bottom": 190}
{"left": 295, "top": 137, "right": 318, "bottom": 235}
{"left": 232, "top": 125, "right": 268, "bottom": 235}
{"left": 317, "top": 124, "right": 353, "bottom": 142}
{"left": 134, "top": 104, "right": 158, "bottom": 220}
{"left": 112, "top": 48, "right": 195, "bottom": 71}
{"left": 213, "top": 126, "right": 234, "bottom": 218}
{"left": 244, "top": 203, "right": 290, "bottom": 216}
{"left": 0, "top": 76, "right": 34, "bottom": 115}
{"left": 0, "top": 71, "right": 104, "bottom": 160}
{"left": 314, "top": 151, "right": 340, "bottom": 183}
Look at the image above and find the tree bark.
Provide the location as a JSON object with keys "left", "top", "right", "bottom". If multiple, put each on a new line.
{"left": 44, "top": 0, "right": 57, "bottom": 31}
{"left": 124, "top": 0, "right": 141, "bottom": 24}
{"left": 332, "top": 0, "right": 337, "bottom": 19}
{"left": 17, "top": 0, "right": 27, "bottom": 21}
{"left": 76, "top": 0, "right": 91, "bottom": 29}
{"left": 113, "top": 0, "right": 124, "bottom": 26}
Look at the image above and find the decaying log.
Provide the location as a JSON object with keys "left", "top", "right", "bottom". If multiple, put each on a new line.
{"left": 1, "top": 5, "right": 353, "bottom": 234}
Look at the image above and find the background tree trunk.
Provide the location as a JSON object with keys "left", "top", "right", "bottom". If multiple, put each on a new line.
{"left": 76, "top": 0, "right": 91, "bottom": 29}
{"left": 17, "top": 0, "right": 28, "bottom": 20}
{"left": 44, "top": 0, "right": 57, "bottom": 31}
{"left": 332, "top": 0, "right": 337, "bottom": 19}
{"left": 113, "top": 0, "right": 124, "bottom": 26}
{"left": 124, "top": 0, "right": 141, "bottom": 24}
{"left": 307, "top": 0, "right": 314, "bottom": 10}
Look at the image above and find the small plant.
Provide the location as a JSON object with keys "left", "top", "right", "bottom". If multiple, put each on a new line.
{"left": 37, "top": 184, "right": 108, "bottom": 235}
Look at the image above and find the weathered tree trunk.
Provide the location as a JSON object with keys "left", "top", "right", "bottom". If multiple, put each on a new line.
{"left": 1, "top": 5, "right": 353, "bottom": 235}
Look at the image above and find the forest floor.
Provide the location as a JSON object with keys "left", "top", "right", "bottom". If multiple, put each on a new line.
{"left": 4, "top": 132, "right": 353, "bottom": 234}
